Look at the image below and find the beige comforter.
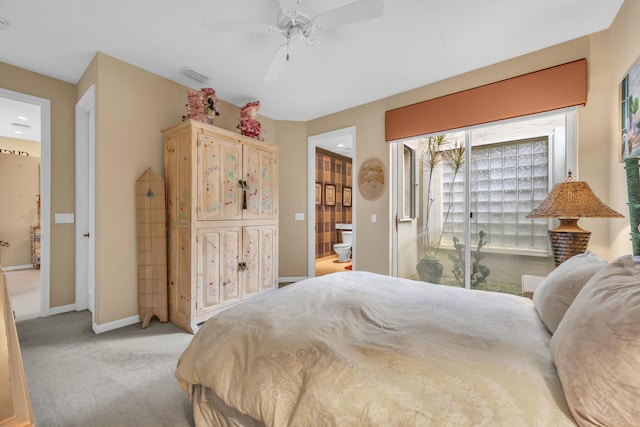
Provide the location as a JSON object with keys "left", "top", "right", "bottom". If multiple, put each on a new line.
{"left": 176, "top": 271, "right": 576, "bottom": 426}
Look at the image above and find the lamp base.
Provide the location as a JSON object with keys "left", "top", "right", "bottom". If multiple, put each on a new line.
{"left": 548, "top": 229, "right": 591, "bottom": 267}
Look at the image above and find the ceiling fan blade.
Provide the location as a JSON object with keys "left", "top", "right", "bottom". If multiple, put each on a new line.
{"left": 315, "top": 0, "right": 384, "bottom": 28}
{"left": 203, "top": 19, "right": 270, "bottom": 33}
{"left": 263, "top": 44, "right": 289, "bottom": 81}
{"left": 278, "top": 0, "right": 300, "bottom": 12}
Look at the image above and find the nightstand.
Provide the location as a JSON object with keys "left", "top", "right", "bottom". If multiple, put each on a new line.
{"left": 521, "top": 275, "right": 545, "bottom": 299}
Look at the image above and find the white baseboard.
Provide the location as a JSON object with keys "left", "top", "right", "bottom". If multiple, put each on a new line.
{"left": 279, "top": 276, "right": 307, "bottom": 283}
{"left": 2, "top": 264, "right": 35, "bottom": 271}
{"left": 46, "top": 306, "right": 140, "bottom": 334}
{"left": 92, "top": 314, "right": 140, "bottom": 334}
{"left": 49, "top": 303, "right": 76, "bottom": 316}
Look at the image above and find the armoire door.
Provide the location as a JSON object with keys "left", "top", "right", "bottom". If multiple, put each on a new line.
{"left": 243, "top": 146, "right": 277, "bottom": 219}
{"left": 197, "top": 133, "right": 243, "bottom": 220}
{"left": 167, "top": 226, "right": 191, "bottom": 330}
{"left": 197, "top": 227, "right": 242, "bottom": 315}
{"left": 242, "top": 224, "right": 277, "bottom": 298}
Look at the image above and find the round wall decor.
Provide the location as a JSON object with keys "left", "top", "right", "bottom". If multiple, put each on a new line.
{"left": 358, "top": 158, "right": 385, "bottom": 201}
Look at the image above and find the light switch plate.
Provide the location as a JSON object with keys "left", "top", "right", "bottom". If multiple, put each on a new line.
{"left": 55, "top": 213, "right": 75, "bottom": 224}
{"left": 295, "top": 213, "right": 305, "bottom": 221}
{"left": 371, "top": 213, "right": 377, "bottom": 223}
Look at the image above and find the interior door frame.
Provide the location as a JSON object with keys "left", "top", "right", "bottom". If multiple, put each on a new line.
{"left": 0, "top": 88, "right": 51, "bottom": 316}
{"left": 75, "top": 85, "right": 96, "bottom": 318}
{"left": 307, "top": 127, "right": 356, "bottom": 278}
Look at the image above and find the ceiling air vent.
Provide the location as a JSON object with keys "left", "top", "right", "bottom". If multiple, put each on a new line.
{"left": 182, "top": 68, "right": 209, "bottom": 84}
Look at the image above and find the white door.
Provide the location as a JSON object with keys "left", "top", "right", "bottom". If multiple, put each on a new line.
{"left": 75, "top": 85, "right": 96, "bottom": 313}
{"left": 391, "top": 141, "right": 420, "bottom": 278}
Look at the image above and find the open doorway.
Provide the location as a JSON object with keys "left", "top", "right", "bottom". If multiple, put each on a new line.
{"left": 0, "top": 88, "right": 51, "bottom": 320}
{"left": 307, "top": 127, "right": 356, "bottom": 277}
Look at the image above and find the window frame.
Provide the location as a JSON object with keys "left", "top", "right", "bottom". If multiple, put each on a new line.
{"left": 402, "top": 143, "right": 417, "bottom": 220}
{"left": 440, "top": 135, "right": 553, "bottom": 256}
{"left": 406, "top": 108, "right": 575, "bottom": 257}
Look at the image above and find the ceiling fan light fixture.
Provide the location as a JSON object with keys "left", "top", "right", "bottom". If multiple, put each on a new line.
{"left": 182, "top": 67, "right": 209, "bottom": 84}
{"left": 276, "top": 10, "right": 313, "bottom": 38}
{"left": 205, "top": 0, "right": 384, "bottom": 82}
{"left": 288, "top": 26, "right": 306, "bottom": 43}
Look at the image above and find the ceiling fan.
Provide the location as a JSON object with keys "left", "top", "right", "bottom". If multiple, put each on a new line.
{"left": 203, "top": 0, "right": 384, "bottom": 81}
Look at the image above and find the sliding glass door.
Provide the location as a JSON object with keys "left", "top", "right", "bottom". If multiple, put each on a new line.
{"left": 393, "top": 110, "right": 574, "bottom": 294}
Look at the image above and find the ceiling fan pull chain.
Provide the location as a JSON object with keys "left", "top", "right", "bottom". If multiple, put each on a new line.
{"left": 286, "top": 34, "right": 291, "bottom": 61}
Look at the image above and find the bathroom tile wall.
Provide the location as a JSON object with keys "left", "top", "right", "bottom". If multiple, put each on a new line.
{"left": 316, "top": 148, "right": 352, "bottom": 258}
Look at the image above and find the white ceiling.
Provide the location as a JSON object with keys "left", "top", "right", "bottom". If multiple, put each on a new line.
{"left": 316, "top": 133, "right": 353, "bottom": 158}
{"left": 0, "top": 0, "right": 624, "bottom": 124}
{"left": 0, "top": 97, "right": 41, "bottom": 142}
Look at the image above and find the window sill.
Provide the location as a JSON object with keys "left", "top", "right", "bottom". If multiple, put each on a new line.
{"left": 438, "top": 243, "right": 550, "bottom": 258}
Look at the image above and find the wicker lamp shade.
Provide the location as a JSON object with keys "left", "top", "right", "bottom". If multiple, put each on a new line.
{"left": 527, "top": 172, "right": 623, "bottom": 267}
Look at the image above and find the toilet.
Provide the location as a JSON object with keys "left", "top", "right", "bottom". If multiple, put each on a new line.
{"left": 333, "top": 231, "right": 352, "bottom": 263}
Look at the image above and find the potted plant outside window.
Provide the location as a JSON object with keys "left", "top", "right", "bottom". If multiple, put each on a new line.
{"left": 416, "top": 136, "right": 464, "bottom": 283}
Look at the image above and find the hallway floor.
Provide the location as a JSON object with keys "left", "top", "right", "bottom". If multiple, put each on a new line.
{"left": 5, "top": 262, "right": 350, "bottom": 317}
{"left": 5, "top": 268, "right": 40, "bottom": 321}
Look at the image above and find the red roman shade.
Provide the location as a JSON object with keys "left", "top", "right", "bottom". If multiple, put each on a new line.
{"left": 385, "top": 59, "right": 588, "bottom": 141}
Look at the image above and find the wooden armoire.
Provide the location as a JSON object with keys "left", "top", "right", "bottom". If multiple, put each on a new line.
{"left": 162, "top": 120, "right": 279, "bottom": 333}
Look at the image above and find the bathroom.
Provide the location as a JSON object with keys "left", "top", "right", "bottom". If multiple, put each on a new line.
{"left": 315, "top": 147, "right": 352, "bottom": 275}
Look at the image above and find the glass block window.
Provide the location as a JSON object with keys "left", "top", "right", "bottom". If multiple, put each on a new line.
{"left": 441, "top": 137, "right": 550, "bottom": 253}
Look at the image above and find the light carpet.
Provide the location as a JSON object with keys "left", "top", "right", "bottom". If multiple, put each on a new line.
{"left": 16, "top": 310, "right": 195, "bottom": 426}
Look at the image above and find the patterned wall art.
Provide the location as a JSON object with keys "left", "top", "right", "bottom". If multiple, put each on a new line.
{"left": 325, "top": 184, "right": 336, "bottom": 206}
{"left": 342, "top": 186, "right": 352, "bottom": 207}
{"left": 316, "top": 182, "right": 322, "bottom": 205}
{"left": 620, "top": 55, "right": 640, "bottom": 161}
{"left": 358, "top": 158, "right": 385, "bottom": 201}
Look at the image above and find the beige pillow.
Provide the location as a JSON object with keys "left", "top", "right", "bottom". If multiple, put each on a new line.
{"left": 551, "top": 255, "right": 640, "bottom": 426}
{"left": 533, "top": 252, "right": 606, "bottom": 333}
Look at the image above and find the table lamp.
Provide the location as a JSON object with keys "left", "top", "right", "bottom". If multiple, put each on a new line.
{"left": 527, "top": 171, "right": 623, "bottom": 267}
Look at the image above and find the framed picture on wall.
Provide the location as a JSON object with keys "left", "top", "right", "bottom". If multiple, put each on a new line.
{"left": 325, "top": 184, "right": 336, "bottom": 206}
{"left": 620, "top": 55, "right": 640, "bottom": 161}
{"left": 342, "top": 186, "right": 352, "bottom": 207}
{"left": 315, "top": 182, "right": 322, "bottom": 205}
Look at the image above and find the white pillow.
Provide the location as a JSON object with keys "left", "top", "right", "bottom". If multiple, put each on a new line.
{"left": 533, "top": 252, "right": 606, "bottom": 333}
{"left": 551, "top": 255, "right": 640, "bottom": 426}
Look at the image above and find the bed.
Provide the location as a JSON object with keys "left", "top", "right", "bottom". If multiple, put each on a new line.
{"left": 175, "top": 254, "right": 640, "bottom": 426}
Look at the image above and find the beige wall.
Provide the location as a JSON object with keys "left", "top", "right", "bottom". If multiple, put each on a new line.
{"left": 3, "top": 0, "right": 639, "bottom": 326}
{"left": 0, "top": 61, "right": 77, "bottom": 307}
{"left": 77, "top": 53, "right": 276, "bottom": 325}
{"left": 276, "top": 29, "right": 633, "bottom": 277}
{"left": 0, "top": 154, "right": 40, "bottom": 266}
{"left": 0, "top": 137, "right": 41, "bottom": 157}
{"left": 275, "top": 121, "right": 308, "bottom": 277}
{"left": 307, "top": 102, "right": 390, "bottom": 274}
{"left": 609, "top": 0, "right": 640, "bottom": 257}
{"left": 575, "top": 30, "right": 615, "bottom": 256}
